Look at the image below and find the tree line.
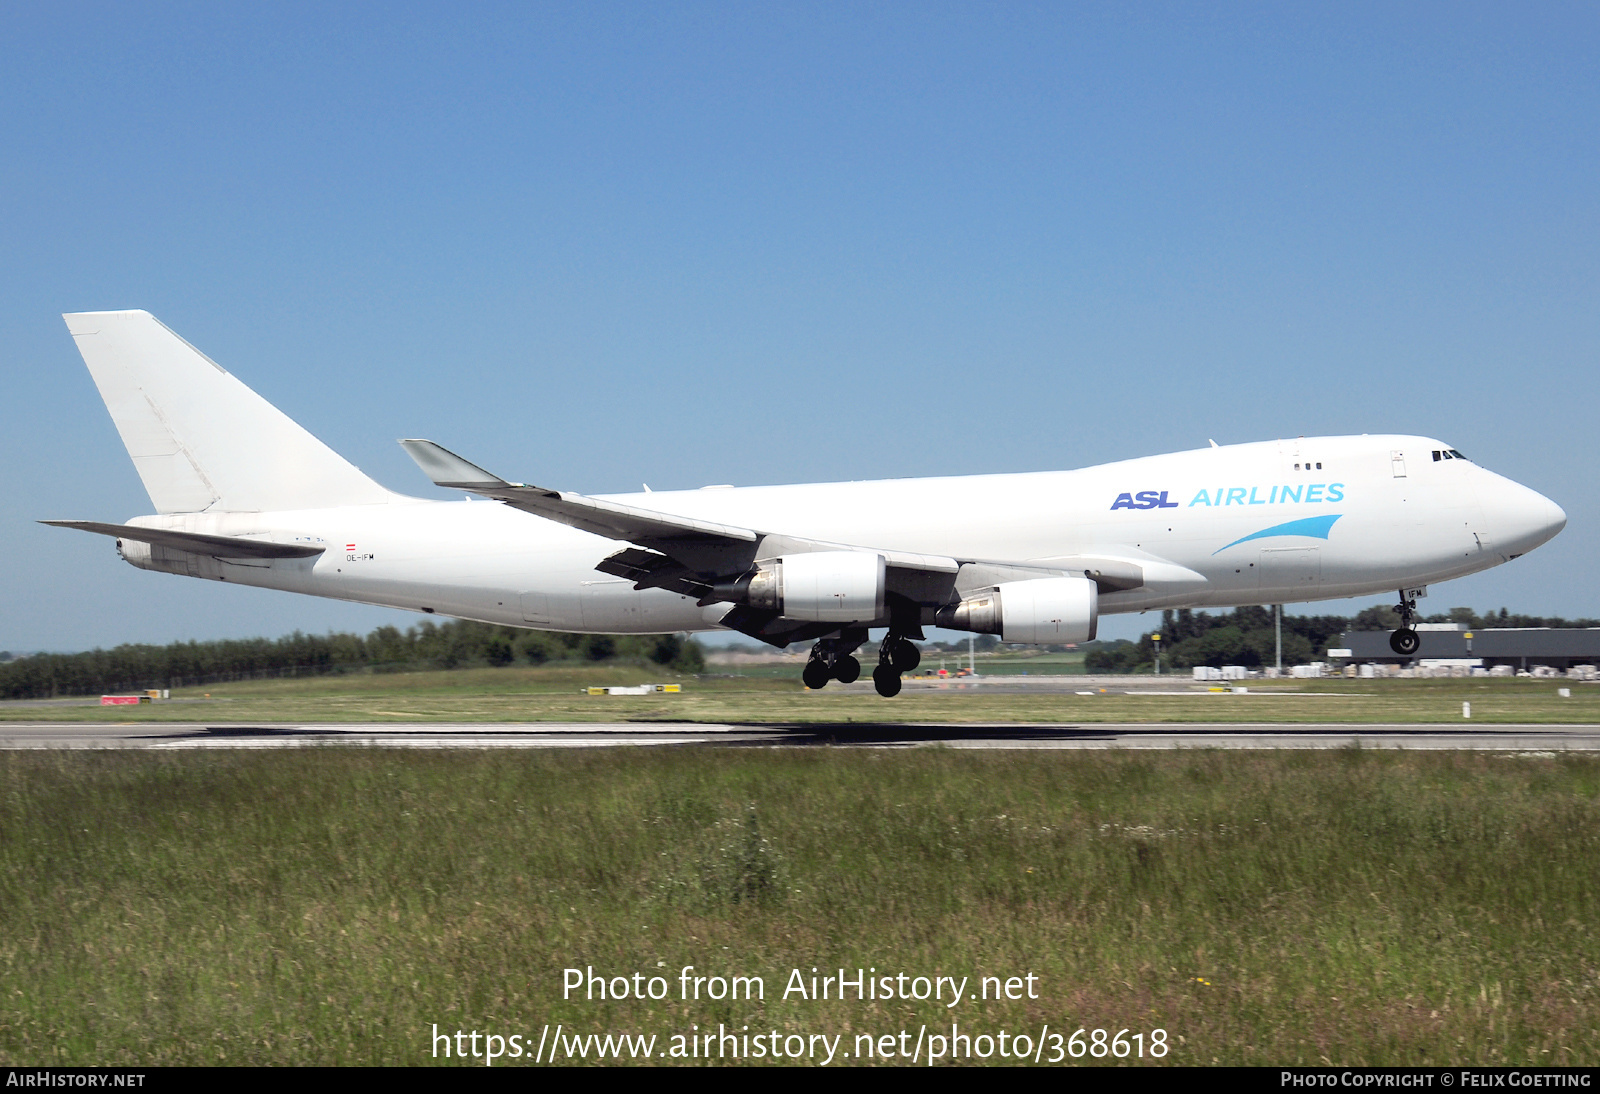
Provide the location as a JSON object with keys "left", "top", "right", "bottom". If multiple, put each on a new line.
{"left": 1084, "top": 605, "right": 1600, "bottom": 674}
{"left": 0, "top": 620, "right": 704, "bottom": 700}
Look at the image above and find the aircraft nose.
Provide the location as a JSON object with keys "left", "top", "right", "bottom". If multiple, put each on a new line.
{"left": 1540, "top": 494, "right": 1567, "bottom": 538}
{"left": 1489, "top": 478, "right": 1566, "bottom": 557}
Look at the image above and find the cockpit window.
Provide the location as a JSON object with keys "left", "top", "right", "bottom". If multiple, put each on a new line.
{"left": 1433, "top": 451, "right": 1442, "bottom": 461}
{"left": 1448, "top": 449, "right": 1467, "bottom": 460}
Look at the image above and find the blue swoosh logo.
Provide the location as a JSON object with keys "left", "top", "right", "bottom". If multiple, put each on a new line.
{"left": 1214, "top": 514, "right": 1342, "bottom": 555}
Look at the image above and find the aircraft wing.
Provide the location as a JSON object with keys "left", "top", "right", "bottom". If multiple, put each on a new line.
{"left": 401, "top": 439, "right": 964, "bottom": 576}
{"left": 400, "top": 439, "right": 1177, "bottom": 645}
{"left": 39, "top": 520, "right": 325, "bottom": 559}
{"left": 400, "top": 439, "right": 759, "bottom": 546}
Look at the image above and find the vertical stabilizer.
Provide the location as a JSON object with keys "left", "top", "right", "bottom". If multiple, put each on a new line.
{"left": 63, "top": 310, "right": 397, "bottom": 513}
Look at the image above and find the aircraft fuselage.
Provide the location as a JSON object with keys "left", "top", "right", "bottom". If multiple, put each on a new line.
{"left": 110, "top": 433, "right": 1565, "bottom": 635}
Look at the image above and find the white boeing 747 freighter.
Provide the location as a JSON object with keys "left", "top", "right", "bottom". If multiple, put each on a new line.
{"left": 44, "top": 311, "right": 1566, "bottom": 695}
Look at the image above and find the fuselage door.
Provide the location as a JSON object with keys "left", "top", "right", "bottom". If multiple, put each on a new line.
{"left": 521, "top": 588, "right": 582, "bottom": 627}
{"left": 520, "top": 591, "right": 551, "bottom": 624}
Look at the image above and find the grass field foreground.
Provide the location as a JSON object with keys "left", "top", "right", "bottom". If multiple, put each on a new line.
{"left": 1, "top": 748, "right": 1597, "bottom": 1065}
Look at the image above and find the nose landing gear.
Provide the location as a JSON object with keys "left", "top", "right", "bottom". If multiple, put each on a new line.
{"left": 1390, "top": 589, "right": 1422, "bottom": 656}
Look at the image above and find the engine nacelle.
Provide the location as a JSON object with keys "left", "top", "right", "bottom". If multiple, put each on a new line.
{"left": 716, "top": 550, "right": 886, "bottom": 623}
{"left": 937, "top": 576, "right": 1098, "bottom": 644}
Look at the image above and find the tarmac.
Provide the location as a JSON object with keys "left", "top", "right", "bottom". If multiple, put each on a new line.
{"left": 2, "top": 720, "right": 1597, "bottom": 750}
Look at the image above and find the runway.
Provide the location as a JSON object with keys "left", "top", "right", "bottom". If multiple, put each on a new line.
{"left": 2, "top": 721, "right": 1599, "bottom": 750}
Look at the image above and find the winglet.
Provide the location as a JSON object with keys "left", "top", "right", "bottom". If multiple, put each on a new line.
{"left": 399, "top": 439, "right": 515, "bottom": 490}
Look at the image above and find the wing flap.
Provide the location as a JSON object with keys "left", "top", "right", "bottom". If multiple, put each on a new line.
{"left": 593, "top": 547, "right": 714, "bottom": 599}
{"left": 714, "top": 604, "right": 843, "bottom": 649}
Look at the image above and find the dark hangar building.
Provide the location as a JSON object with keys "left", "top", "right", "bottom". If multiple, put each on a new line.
{"left": 1332, "top": 627, "right": 1600, "bottom": 673}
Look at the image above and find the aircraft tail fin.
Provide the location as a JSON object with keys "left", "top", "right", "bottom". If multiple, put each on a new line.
{"left": 63, "top": 310, "right": 397, "bottom": 513}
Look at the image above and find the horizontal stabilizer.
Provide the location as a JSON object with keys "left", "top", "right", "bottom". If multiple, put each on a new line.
{"left": 40, "top": 520, "right": 324, "bottom": 559}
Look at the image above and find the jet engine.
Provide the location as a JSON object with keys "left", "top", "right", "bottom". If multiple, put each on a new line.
{"left": 714, "top": 550, "right": 885, "bottom": 623}
{"left": 937, "top": 576, "right": 1098, "bottom": 644}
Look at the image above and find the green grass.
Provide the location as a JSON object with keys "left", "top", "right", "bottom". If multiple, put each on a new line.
{"left": 2, "top": 665, "right": 1595, "bottom": 725}
{"left": 919, "top": 649, "right": 1089, "bottom": 675}
{"left": 1, "top": 748, "right": 1597, "bottom": 1065}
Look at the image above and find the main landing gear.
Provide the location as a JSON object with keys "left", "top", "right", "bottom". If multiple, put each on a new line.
{"left": 871, "top": 634, "right": 920, "bottom": 698}
{"left": 803, "top": 631, "right": 920, "bottom": 697}
{"left": 1389, "top": 589, "right": 1421, "bottom": 656}
{"left": 802, "top": 633, "right": 865, "bottom": 690}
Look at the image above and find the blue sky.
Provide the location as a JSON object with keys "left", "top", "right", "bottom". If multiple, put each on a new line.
{"left": 3, "top": 2, "right": 1595, "bottom": 652}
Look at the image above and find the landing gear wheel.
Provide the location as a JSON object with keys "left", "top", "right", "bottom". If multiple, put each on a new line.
{"left": 802, "top": 659, "right": 831, "bottom": 689}
{"left": 833, "top": 655, "right": 861, "bottom": 684}
{"left": 888, "top": 638, "right": 921, "bottom": 672}
{"left": 1390, "top": 588, "right": 1422, "bottom": 658}
{"left": 872, "top": 665, "right": 903, "bottom": 698}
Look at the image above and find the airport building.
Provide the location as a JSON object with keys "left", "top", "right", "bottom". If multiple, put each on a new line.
{"left": 1329, "top": 625, "right": 1600, "bottom": 677}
